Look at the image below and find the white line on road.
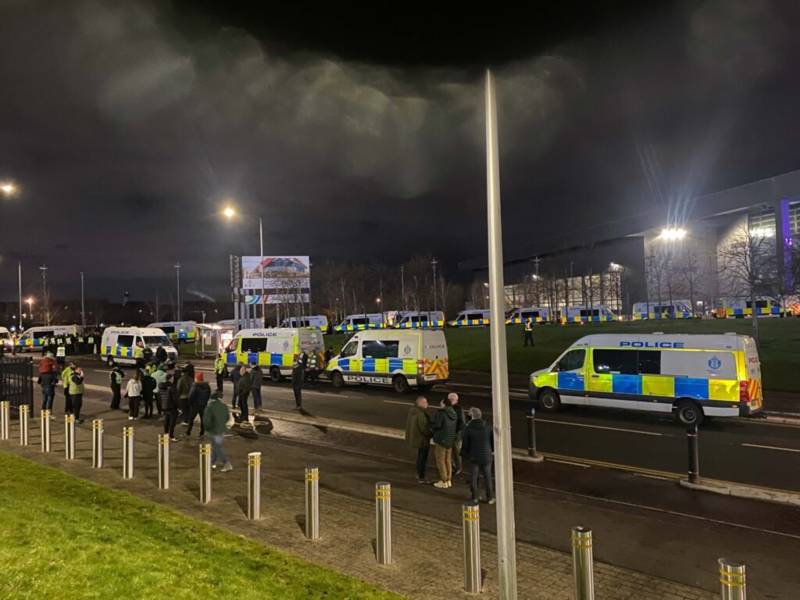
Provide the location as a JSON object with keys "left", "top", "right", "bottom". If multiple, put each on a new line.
{"left": 742, "top": 443, "right": 800, "bottom": 454}
{"left": 383, "top": 399, "right": 413, "bottom": 407}
{"left": 536, "top": 418, "right": 664, "bottom": 437}
{"left": 547, "top": 458, "right": 590, "bottom": 468}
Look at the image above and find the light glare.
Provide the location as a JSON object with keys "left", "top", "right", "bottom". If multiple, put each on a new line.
{"left": 658, "top": 227, "right": 687, "bottom": 241}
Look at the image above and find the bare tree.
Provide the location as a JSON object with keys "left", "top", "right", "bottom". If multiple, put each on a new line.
{"left": 677, "top": 246, "right": 702, "bottom": 317}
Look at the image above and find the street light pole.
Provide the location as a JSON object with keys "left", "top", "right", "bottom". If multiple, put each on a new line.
{"left": 39, "top": 265, "right": 49, "bottom": 325}
{"left": 259, "top": 217, "right": 266, "bottom": 328}
{"left": 431, "top": 258, "right": 438, "bottom": 312}
{"left": 80, "top": 272, "right": 86, "bottom": 328}
{"left": 485, "top": 69, "right": 517, "bottom": 599}
{"left": 174, "top": 262, "right": 181, "bottom": 321}
{"left": 17, "top": 262, "right": 22, "bottom": 330}
{"left": 400, "top": 265, "right": 406, "bottom": 311}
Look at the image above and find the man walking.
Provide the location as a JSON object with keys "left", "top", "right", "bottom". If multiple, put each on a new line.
{"left": 404, "top": 396, "right": 432, "bottom": 483}
{"left": 523, "top": 317, "right": 534, "bottom": 347}
{"left": 250, "top": 364, "right": 263, "bottom": 410}
{"left": 430, "top": 396, "right": 457, "bottom": 489}
{"left": 186, "top": 372, "right": 211, "bottom": 437}
{"left": 449, "top": 392, "right": 466, "bottom": 476}
{"left": 230, "top": 363, "right": 241, "bottom": 409}
{"left": 163, "top": 373, "right": 179, "bottom": 441}
{"left": 236, "top": 365, "right": 251, "bottom": 423}
{"left": 69, "top": 367, "right": 85, "bottom": 423}
{"left": 213, "top": 353, "right": 227, "bottom": 394}
{"left": 291, "top": 353, "right": 306, "bottom": 410}
{"left": 461, "top": 407, "right": 495, "bottom": 503}
{"left": 38, "top": 351, "right": 57, "bottom": 413}
{"left": 61, "top": 361, "right": 75, "bottom": 416}
{"left": 109, "top": 364, "right": 124, "bottom": 410}
{"left": 204, "top": 391, "right": 233, "bottom": 472}
{"left": 176, "top": 365, "right": 193, "bottom": 424}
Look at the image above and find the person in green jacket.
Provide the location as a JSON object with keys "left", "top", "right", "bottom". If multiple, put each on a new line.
{"left": 68, "top": 367, "right": 85, "bottom": 423}
{"left": 203, "top": 391, "right": 232, "bottom": 471}
{"left": 430, "top": 396, "right": 458, "bottom": 489}
{"left": 61, "top": 362, "right": 75, "bottom": 416}
{"left": 405, "top": 396, "right": 432, "bottom": 484}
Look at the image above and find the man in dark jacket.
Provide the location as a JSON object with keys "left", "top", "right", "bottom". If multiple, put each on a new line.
{"left": 291, "top": 354, "right": 306, "bottom": 409}
{"left": 461, "top": 407, "right": 495, "bottom": 503}
{"left": 230, "top": 364, "right": 242, "bottom": 409}
{"left": 109, "top": 365, "right": 124, "bottom": 410}
{"left": 404, "top": 396, "right": 432, "bottom": 483}
{"left": 204, "top": 391, "right": 232, "bottom": 471}
{"left": 155, "top": 345, "right": 168, "bottom": 365}
{"left": 176, "top": 366, "right": 193, "bottom": 423}
{"left": 449, "top": 392, "right": 467, "bottom": 475}
{"left": 236, "top": 365, "right": 251, "bottom": 423}
{"left": 163, "top": 373, "right": 179, "bottom": 441}
{"left": 250, "top": 365, "right": 263, "bottom": 410}
{"left": 186, "top": 372, "right": 211, "bottom": 436}
{"left": 38, "top": 352, "right": 58, "bottom": 413}
{"left": 430, "top": 396, "right": 458, "bottom": 489}
{"left": 141, "top": 366, "right": 156, "bottom": 418}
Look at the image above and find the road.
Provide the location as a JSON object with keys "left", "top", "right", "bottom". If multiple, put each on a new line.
{"left": 29, "top": 359, "right": 800, "bottom": 598}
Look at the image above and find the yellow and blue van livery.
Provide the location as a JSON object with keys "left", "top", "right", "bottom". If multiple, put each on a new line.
{"left": 100, "top": 327, "right": 177, "bottom": 366}
{"left": 449, "top": 309, "right": 490, "bottom": 327}
{"left": 332, "top": 313, "right": 386, "bottom": 333}
{"left": 395, "top": 311, "right": 445, "bottom": 329}
{"left": 529, "top": 333, "right": 762, "bottom": 425}
{"left": 326, "top": 329, "right": 448, "bottom": 393}
{"left": 632, "top": 301, "right": 692, "bottom": 320}
{"left": 225, "top": 328, "right": 324, "bottom": 381}
{"left": 147, "top": 321, "right": 198, "bottom": 343}
{"left": 557, "top": 306, "right": 617, "bottom": 324}
{"left": 506, "top": 307, "right": 550, "bottom": 325}
{"left": 16, "top": 325, "right": 83, "bottom": 351}
{"left": 713, "top": 298, "right": 785, "bottom": 319}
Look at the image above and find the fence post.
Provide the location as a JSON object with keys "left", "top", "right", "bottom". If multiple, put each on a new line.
{"left": 158, "top": 434, "right": 169, "bottom": 489}
{"left": 687, "top": 423, "right": 700, "bottom": 484}
{"left": 719, "top": 558, "right": 746, "bottom": 599}
{"left": 19, "top": 404, "right": 29, "bottom": 446}
{"left": 304, "top": 466, "right": 319, "bottom": 540}
{"left": 92, "top": 419, "right": 103, "bottom": 468}
{"left": 40, "top": 409, "right": 51, "bottom": 452}
{"left": 122, "top": 426, "right": 134, "bottom": 480}
{"left": 0, "top": 400, "right": 9, "bottom": 440}
{"left": 248, "top": 452, "right": 261, "bottom": 520}
{"left": 571, "top": 526, "right": 595, "bottom": 599}
{"left": 526, "top": 407, "right": 544, "bottom": 462}
{"left": 199, "top": 443, "right": 211, "bottom": 504}
{"left": 375, "top": 482, "right": 392, "bottom": 565}
{"left": 64, "top": 414, "right": 75, "bottom": 460}
{"left": 463, "top": 501, "right": 482, "bottom": 594}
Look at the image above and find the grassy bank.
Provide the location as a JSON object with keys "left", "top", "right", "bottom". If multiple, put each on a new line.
{"left": 325, "top": 318, "right": 800, "bottom": 392}
{"left": 0, "top": 452, "right": 397, "bottom": 600}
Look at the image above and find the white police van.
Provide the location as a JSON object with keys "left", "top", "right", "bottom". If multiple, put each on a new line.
{"left": 101, "top": 327, "right": 178, "bottom": 366}
{"left": 280, "top": 315, "right": 330, "bottom": 333}
{"left": 225, "top": 328, "right": 324, "bottom": 381}
{"left": 16, "top": 325, "right": 84, "bottom": 351}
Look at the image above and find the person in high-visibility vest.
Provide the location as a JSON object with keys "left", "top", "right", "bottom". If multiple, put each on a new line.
{"left": 109, "top": 365, "right": 124, "bottom": 410}
{"left": 213, "top": 353, "right": 227, "bottom": 394}
{"left": 69, "top": 367, "right": 85, "bottom": 423}
{"left": 523, "top": 318, "right": 535, "bottom": 347}
{"left": 61, "top": 362, "right": 75, "bottom": 416}
{"left": 133, "top": 341, "right": 145, "bottom": 370}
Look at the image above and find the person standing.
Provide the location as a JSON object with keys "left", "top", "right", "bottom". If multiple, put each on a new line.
{"left": 109, "top": 365, "right": 124, "bottom": 410}
{"left": 69, "top": 367, "right": 85, "bottom": 423}
{"left": 61, "top": 362, "right": 75, "bottom": 416}
{"left": 141, "top": 365, "right": 156, "bottom": 418}
{"left": 449, "top": 392, "right": 466, "bottom": 476}
{"left": 176, "top": 366, "right": 193, "bottom": 424}
{"left": 133, "top": 341, "right": 145, "bottom": 370}
{"left": 523, "top": 317, "right": 534, "bottom": 347}
{"left": 404, "top": 396, "right": 432, "bottom": 483}
{"left": 38, "top": 351, "right": 57, "bottom": 413}
{"left": 186, "top": 372, "right": 211, "bottom": 437}
{"left": 230, "top": 362, "right": 241, "bottom": 409}
{"left": 155, "top": 345, "right": 168, "bottom": 366}
{"left": 291, "top": 353, "right": 306, "bottom": 410}
{"left": 151, "top": 364, "right": 167, "bottom": 415}
{"left": 125, "top": 370, "right": 142, "bottom": 421}
{"left": 213, "top": 353, "right": 227, "bottom": 394}
{"left": 461, "top": 407, "right": 495, "bottom": 503}
{"left": 250, "top": 365, "right": 263, "bottom": 410}
{"left": 163, "top": 373, "right": 179, "bottom": 441}
{"left": 236, "top": 365, "right": 251, "bottom": 423}
{"left": 203, "top": 391, "right": 232, "bottom": 471}
{"left": 430, "top": 396, "right": 457, "bottom": 489}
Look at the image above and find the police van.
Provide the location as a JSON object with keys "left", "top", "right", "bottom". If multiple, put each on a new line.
{"left": 506, "top": 307, "right": 550, "bottom": 325}
{"left": 713, "top": 297, "right": 784, "bottom": 319}
{"left": 280, "top": 315, "right": 330, "bottom": 333}
{"left": 100, "top": 326, "right": 178, "bottom": 366}
{"left": 16, "top": 325, "right": 84, "bottom": 351}
{"left": 394, "top": 311, "right": 445, "bottom": 329}
{"left": 529, "top": 333, "right": 763, "bottom": 426}
{"left": 225, "top": 328, "right": 324, "bottom": 381}
{"left": 0, "top": 326, "right": 12, "bottom": 351}
{"left": 333, "top": 313, "right": 386, "bottom": 333}
{"left": 632, "top": 301, "right": 692, "bottom": 320}
{"left": 146, "top": 321, "right": 198, "bottom": 343}
{"left": 448, "top": 309, "right": 490, "bottom": 327}
{"left": 326, "top": 329, "right": 448, "bottom": 393}
{"left": 558, "top": 305, "right": 616, "bottom": 324}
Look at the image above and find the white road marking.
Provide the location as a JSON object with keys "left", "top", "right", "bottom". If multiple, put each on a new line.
{"left": 536, "top": 418, "right": 664, "bottom": 437}
{"left": 383, "top": 399, "right": 413, "bottom": 406}
{"left": 633, "top": 472, "right": 675, "bottom": 482}
{"left": 547, "top": 458, "right": 590, "bottom": 468}
{"left": 742, "top": 443, "right": 800, "bottom": 454}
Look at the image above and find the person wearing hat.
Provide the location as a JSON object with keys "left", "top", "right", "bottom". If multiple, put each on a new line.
{"left": 38, "top": 351, "right": 58, "bottom": 413}
{"left": 186, "top": 372, "right": 211, "bottom": 437}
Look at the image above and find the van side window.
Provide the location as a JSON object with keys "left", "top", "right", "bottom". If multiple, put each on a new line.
{"left": 241, "top": 338, "right": 267, "bottom": 353}
{"left": 593, "top": 349, "right": 636, "bottom": 374}
{"left": 556, "top": 349, "right": 585, "bottom": 372}
{"left": 340, "top": 341, "right": 358, "bottom": 358}
{"left": 467, "top": 313, "right": 483, "bottom": 320}
{"left": 117, "top": 335, "right": 134, "bottom": 347}
{"left": 352, "top": 318, "right": 368, "bottom": 326}
{"left": 34, "top": 331, "right": 54, "bottom": 340}
{"left": 225, "top": 339, "right": 237, "bottom": 353}
{"left": 362, "top": 340, "right": 399, "bottom": 359}
{"left": 638, "top": 351, "right": 661, "bottom": 375}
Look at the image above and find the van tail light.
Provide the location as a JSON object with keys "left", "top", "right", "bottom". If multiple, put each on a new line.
{"left": 739, "top": 380, "right": 750, "bottom": 403}
{"left": 417, "top": 359, "right": 425, "bottom": 373}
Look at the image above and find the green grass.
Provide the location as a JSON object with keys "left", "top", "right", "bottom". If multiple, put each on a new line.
{"left": 325, "top": 319, "right": 800, "bottom": 392}
{"left": 0, "top": 451, "right": 398, "bottom": 600}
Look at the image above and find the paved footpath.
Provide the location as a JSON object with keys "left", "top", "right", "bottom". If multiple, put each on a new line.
{"left": 0, "top": 399, "right": 715, "bottom": 600}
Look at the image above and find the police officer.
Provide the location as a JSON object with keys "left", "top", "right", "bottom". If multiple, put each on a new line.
{"left": 292, "top": 353, "right": 307, "bottom": 410}
{"left": 109, "top": 364, "right": 124, "bottom": 410}
{"left": 133, "top": 341, "right": 145, "bottom": 370}
{"left": 213, "top": 353, "right": 227, "bottom": 394}
{"left": 523, "top": 317, "right": 535, "bottom": 347}
{"left": 69, "top": 367, "right": 85, "bottom": 423}
{"left": 61, "top": 361, "right": 75, "bottom": 416}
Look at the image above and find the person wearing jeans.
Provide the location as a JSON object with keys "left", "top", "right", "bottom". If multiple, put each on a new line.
{"left": 404, "top": 396, "right": 432, "bottom": 483}
{"left": 125, "top": 370, "right": 142, "bottom": 420}
{"left": 461, "top": 407, "right": 495, "bottom": 503}
{"left": 204, "top": 391, "right": 232, "bottom": 471}
{"left": 163, "top": 374, "right": 179, "bottom": 441}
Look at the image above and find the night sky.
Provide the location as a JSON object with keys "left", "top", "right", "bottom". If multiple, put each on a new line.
{"left": 2, "top": 0, "right": 800, "bottom": 302}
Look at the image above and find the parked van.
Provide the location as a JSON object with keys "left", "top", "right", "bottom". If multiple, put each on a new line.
{"left": 713, "top": 297, "right": 785, "bottom": 319}
{"left": 394, "top": 311, "right": 445, "bottom": 329}
{"left": 16, "top": 325, "right": 84, "bottom": 351}
{"left": 529, "top": 333, "right": 762, "bottom": 425}
{"left": 100, "top": 327, "right": 178, "bottom": 366}
{"left": 448, "top": 309, "right": 490, "bottom": 327}
{"left": 280, "top": 315, "right": 330, "bottom": 333}
{"left": 224, "top": 328, "right": 324, "bottom": 381}
{"left": 333, "top": 313, "right": 385, "bottom": 333}
{"left": 326, "top": 329, "right": 448, "bottom": 393}
{"left": 146, "top": 321, "right": 198, "bottom": 343}
{"left": 0, "top": 326, "right": 12, "bottom": 350}
{"left": 558, "top": 305, "right": 616, "bottom": 324}
{"left": 632, "top": 301, "right": 692, "bottom": 320}
{"left": 506, "top": 307, "right": 550, "bottom": 325}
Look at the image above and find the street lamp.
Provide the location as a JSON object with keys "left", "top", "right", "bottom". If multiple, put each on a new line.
{"left": 221, "top": 203, "right": 265, "bottom": 327}
{"left": 657, "top": 227, "right": 687, "bottom": 241}
{"left": 25, "top": 297, "right": 34, "bottom": 324}
{"left": 0, "top": 181, "right": 17, "bottom": 197}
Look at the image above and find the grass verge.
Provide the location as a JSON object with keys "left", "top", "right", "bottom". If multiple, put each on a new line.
{"left": 0, "top": 451, "right": 399, "bottom": 600}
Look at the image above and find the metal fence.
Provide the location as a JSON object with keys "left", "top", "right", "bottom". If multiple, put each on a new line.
{"left": 0, "top": 357, "right": 34, "bottom": 411}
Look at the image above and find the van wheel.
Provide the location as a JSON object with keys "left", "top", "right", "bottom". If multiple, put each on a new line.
{"left": 331, "top": 371, "right": 344, "bottom": 388}
{"left": 392, "top": 375, "right": 409, "bottom": 394}
{"left": 675, "top": 400, "right": 704, "bottom": 426}
{"left": 269, "top": 367, "right": 282, "bottom": 383}
{"left": 538, "top": 389, "right": 561, "bottom": 412}
{"left": 106, "top": 356, "right": 115, "bottom": 367}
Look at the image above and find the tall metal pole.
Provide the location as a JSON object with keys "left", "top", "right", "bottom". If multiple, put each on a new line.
{"left": 400, "top": 265, "right": 406, "bottom": 311}
{"left": 80, "top": 272, "right": 86, "bottom": 329}
{"left": 174, "top": 263, "right": 182, "bottom": 321}
{"left": 39, "top": 264, "right": 49, "bottom": 325}
{"left": 485, "top": 68, "right": 517, "bottom": 599}
{"left": 431, "top": 258, "right": 438, "bottom": 312}
{"left": 18, "top": 262, "right": 22, "bottom": 330}
{"left": 259, "top": 217, "right": 266, "bottom": 327}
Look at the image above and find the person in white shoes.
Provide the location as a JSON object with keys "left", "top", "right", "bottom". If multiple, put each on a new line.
{"left": 125, "top": 370, "right": 143, "bottom": 421}
{"left": 430, "top": 396, "right": 457, "bottom": 489}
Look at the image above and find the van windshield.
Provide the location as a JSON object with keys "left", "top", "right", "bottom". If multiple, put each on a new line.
{"left": 143, "top": 335, "right": 171, "bottom": 347}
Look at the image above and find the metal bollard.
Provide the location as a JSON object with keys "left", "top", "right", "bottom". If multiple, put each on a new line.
{"left": 571, "top": 526, "right": 595, "bottom": 600}
{"left": 122, "top": 426, "right": 134, "bottom": 479}
{"left": 687, "top": 423, "right": 700, "bottom": 484}
{"left": 375, "top": 482, "right": 392, "bottom": 565}
{"left": 157, "top": 434, "right": 169, "bottom": 489}
{"left": 199, "top": 443, "right": 211, "bottom": 504}
{"left": 19, "top": 405, "right": 29, "bottom": 446}
{"left": 462, "top": 501, "right": 482, "bottom": 594}
{"left": 719, "top": 558, "right": 746, "bottom": 599}
{"left": 64, "top": 415, "right": 75, "bottom": 460}
{"left": 526, "top": 407, "right": 544, "bottom": 462}
{"left": 40, "top": 409, "right": 51, "bottom": 452}
{"left": 304, "top": 466, "right": 320, "bottom": 540}
{"left": 247, "top": 452, "right": 261, "bottom": 520}
{"left": 92, "top": 419, "right": 103, "bottom": 468}
{"left": 0, "top": 400, "right": 9, "bottom": 440}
